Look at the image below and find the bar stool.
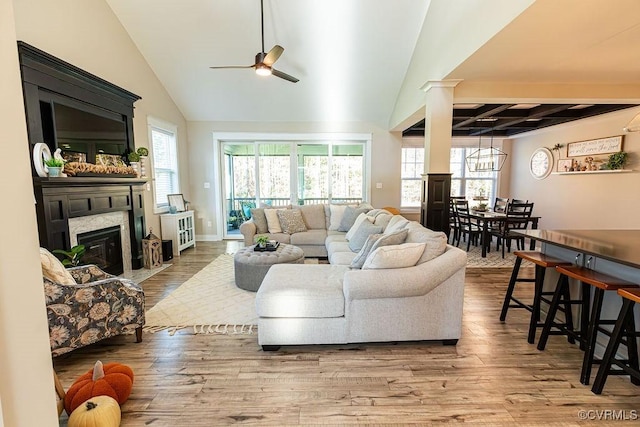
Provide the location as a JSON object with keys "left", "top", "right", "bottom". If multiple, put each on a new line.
{"left": 554, "top": 266, "right": 639, "bottom": 385}
{"left": 536, "top": 265, "right": 591, "bottom": 352}
{"left": 500, "top": 251, "right": 572, "bottom": 344}
{"left": 592, "top": 288, "right": 640, "bottom": 394}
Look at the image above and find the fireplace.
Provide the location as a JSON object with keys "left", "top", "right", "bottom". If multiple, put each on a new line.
{"left": 77, "top": 226, "right": 123, "bottom": 275}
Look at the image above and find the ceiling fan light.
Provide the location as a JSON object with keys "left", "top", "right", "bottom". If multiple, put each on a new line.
{"left": 255, "top": 65, "right": 272, "bottom": 76}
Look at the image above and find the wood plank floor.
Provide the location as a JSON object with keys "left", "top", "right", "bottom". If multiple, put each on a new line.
{"left": 54, "top": 242, "right": 640, "bottom": 426}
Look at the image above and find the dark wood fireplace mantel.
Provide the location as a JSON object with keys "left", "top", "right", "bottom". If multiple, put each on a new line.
{"left": 33, "top": 177, "right": 148, "bottom": 269}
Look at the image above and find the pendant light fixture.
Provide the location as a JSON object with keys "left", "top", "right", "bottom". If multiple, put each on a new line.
{"left": 465, "top": 127, "right": 507, "bottom": 173}
{"left": 623, "top": 111, "right": 640, "bottom": 132}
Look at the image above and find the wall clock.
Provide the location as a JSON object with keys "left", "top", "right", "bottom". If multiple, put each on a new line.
{"left": 529, "top": 147, "right": 553, "bottom": 179}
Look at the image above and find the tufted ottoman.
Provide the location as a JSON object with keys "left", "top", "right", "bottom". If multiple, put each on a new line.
{"left": 233, "top": 243, "right": 305, "bottom": 291}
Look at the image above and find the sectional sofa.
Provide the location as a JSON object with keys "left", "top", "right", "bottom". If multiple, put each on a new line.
{"left": 241, "top": 205, "right": 468, "bottom": 350}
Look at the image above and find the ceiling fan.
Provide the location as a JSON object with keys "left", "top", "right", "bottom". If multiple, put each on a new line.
{"left": 209, "top": 0, "right": 299, "bottom": 83}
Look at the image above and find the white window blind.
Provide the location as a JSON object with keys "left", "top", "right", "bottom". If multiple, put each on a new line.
{"left": 150, "top": 123, "right": 179, "bottom": 210}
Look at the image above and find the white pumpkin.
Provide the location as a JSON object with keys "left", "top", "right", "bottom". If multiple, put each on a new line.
{"left": 68, "top": 395, "right": 121, "bottom": 427}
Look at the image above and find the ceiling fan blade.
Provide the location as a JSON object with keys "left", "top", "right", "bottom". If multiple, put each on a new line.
{"left": 209, "top": 65, "right": 254, "bottom": 69}
{"left": 271, "top": 68, "right": 299, "bottom": 83}
{"left": 263, "top": 45, "right": 284, "bottom": 67}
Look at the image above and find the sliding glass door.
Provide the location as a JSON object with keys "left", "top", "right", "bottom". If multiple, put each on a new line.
{"left": 221, "top": 138, "right": 368, "bottom": 238}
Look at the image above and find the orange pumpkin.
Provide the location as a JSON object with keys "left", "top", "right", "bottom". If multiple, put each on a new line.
{"left": 64, "top": 360, "right": 134, "bottom": 414}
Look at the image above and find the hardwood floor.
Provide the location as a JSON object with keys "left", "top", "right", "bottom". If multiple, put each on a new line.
{"left": 54, "top": 242, "right": 640, "bottom": 426}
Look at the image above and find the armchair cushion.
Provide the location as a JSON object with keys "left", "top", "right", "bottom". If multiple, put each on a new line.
{"left": 40, "top": 247, "right": 75, "bottom": 286}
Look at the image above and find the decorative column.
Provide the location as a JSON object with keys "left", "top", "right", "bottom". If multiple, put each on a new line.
{"left": 419, "top": 80, "right": 461, "bottom": 234}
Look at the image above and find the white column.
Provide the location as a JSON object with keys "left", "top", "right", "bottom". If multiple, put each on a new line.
{"left": 421, "top": 80, "right": 461, "bottom": 173}
{"left": 0, "top": 1, "right": 59, "bottom": 425}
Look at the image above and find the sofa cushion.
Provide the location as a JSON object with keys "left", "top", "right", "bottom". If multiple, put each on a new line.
{"left": 290, "top": 229, "right": 328, "bottom": 246}
{"left": 265, "top": 208, "right": 287, "bottom": 233}
{"left": 384, "top": 215, "right": 409, "bottom": 234}
{"left": 348, "top": 221, "right": 383, "bottom": 252}
{"left": 265, "top": 233, "right": 291, "bottom": 244}
{"left": 295, "top": 204, "right": 326, "bottom": 229}
{"left": 362, "top": 242, "right": 426, "bottom": 270}
{"left": 338, "top": 206, "right": 370, "bottom": 232}
{"left": 328, "top": 204, "right": 349, "bottom": 231}
{"left": 350, "top": 229, "right": 408, "bottom": 269}
{"left": 256, "top": 264, "right": 348, "bottom": 318}
{"left": 277, "top": 209, "right": 307, "bottom": 234}
{"left": 345, "top": 213, "right": 373, "bottom": 241}
{"left": 325, "top": 233, "right": 347, "bottom": 245}
{"left": 373, "top": 213, "right": 393, "bottom": 230}
{"left": 327, "top": 241, "right": 353, "bottom": 261}
{"left": 405, "top": 222, "right": 448, "bottom": 264}
{"left": 40, "top": 247, "right": 76, "bottom": 286}
{"left": 330, "top": 251, "right": 358, "bottom": 266}
{"left": 250, "top": 208, "right": 269, "bottom": 234}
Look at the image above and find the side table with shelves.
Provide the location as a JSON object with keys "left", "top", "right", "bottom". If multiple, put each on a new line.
{"left": 160, "top": 210, "right": 196, "bottom": 257}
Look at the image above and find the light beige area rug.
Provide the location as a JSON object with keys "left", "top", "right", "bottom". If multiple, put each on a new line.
{"left": 464, "top": 243, "right": 534, "bottom": 268}
{"left": 144, "top": 254, "right": 258, "bottom": 336}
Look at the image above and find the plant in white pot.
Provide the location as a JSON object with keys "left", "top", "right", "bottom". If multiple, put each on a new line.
{"left": 44, "top": 157, "right": 65, "bottom": 177}
{"left": 128, "top": 151, "right": 141, "bottom": 177}
{"left": 136, "top": 147, "right": 149, "bottom": 177}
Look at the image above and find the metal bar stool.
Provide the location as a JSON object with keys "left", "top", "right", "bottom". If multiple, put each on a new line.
{"left": 500, "top": 251, "right": 572, "bottom": 344}
{"left": 536, "top": 264, "right": 591, "bottom": 352}
{"left": 555, "top": 265, "right": 639, "bottom": 385}
{"left": 592, "top": 288, "right": 640, "bottom": 394}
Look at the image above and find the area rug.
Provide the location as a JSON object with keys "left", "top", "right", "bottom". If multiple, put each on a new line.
{"left": 465, "top": 244, "right": 533, "bottom": 268}
{"left": 143, "top": 254, "right": 257, "bottom": 336}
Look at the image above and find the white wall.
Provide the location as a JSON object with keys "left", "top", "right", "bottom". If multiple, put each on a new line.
{"left": 13, "top": 0, "right": 190, "bottom": 236}
{"left": 187, "top": 121, "right": 402, "bottom": 238}
{"left": 509, "top": 107, "right": 640, "bottom": 229}
{"left": 1, "top": 0, "right": 58, "bottom": 424}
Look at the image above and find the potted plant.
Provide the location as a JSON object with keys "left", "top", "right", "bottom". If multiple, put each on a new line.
{"left": 255, "top": 235, "right": 269, "bottom": 249}
{"left": 52, "top": 244, "right": 86, "bottom": 267}
{"left": 44, "top": 157, "right": 65, "bottom": 177}
{"left": 136, "top": 147, "right": 149, "bottom": 177}
{"left": 604, "top": 151, "right": 628, "bottom": 170}
{"left": 127, "top": 151, "right": 141, "bottom": 177}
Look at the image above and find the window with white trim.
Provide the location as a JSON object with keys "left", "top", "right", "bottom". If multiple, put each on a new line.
{"left": 148, "top": 118, "right": 179, "bottom": 212}
{"left": 401, "top": 146, "right": 424, "bottom": 208}
{"left": 450, "top": 147, "right": 497, "bottom": 203}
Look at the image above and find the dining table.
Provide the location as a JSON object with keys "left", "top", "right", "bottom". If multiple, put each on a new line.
{"left": 467, "top": 209, "right": 541, "bottom": 257}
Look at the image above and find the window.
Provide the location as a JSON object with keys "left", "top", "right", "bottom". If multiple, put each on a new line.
{"left": 450, "top": 147, "right": 497, "bottom": 204}
{"left": 401, "top": 147, "right": 424, "bottom": 208}
{"left": 148, "top": 118, "right": 179, "bottom": 212}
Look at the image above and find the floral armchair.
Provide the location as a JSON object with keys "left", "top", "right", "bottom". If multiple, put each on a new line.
{"left": 43, "top": 263, "right": 145, "bottom": 357}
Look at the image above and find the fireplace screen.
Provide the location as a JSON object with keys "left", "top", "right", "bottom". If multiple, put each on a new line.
{"left": 77, "top": 226, "right": 123, "bottom": 275}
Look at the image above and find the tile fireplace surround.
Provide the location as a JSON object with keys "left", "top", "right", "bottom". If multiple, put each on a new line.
{"left": 69, "top": 211, "right": 132, "bottom": 274}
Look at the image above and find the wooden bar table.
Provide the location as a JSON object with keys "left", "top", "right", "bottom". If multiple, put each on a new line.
{"left": 512, "top": 229, "right": 640, "bottom": 353}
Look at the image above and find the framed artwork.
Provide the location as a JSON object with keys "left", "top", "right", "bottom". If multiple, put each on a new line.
{"left": 557, "top": 159, "right": 572, "bottom": 172}
{"left": 167, "top": 194, "right": 186, "bottom": 212}
{"left": 566, "top": 136, "right": 623, "bottom": 157}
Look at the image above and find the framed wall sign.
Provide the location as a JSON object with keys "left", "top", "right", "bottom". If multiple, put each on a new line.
{"left": 566, "top": 136, "right": 623, "bottom": 157}
{"left": 557, "top": 159, "right": 573, "bottom": 172}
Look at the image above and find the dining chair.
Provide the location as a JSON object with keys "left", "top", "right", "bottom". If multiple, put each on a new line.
{"left": 492, "top": 201, "right": 534, "bottom": 258}
{"left": 493, "top": 197, "right": 509, "bottom": 213}
{"left": 453, "top": 199, "right": 481, "bottom": 251}
{"left": 448, "top": 196, "right": 466, "bottom": 245}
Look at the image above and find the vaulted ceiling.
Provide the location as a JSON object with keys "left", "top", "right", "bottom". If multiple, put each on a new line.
{"left": 105, "top": 0, "right": 640, "bottom": 135}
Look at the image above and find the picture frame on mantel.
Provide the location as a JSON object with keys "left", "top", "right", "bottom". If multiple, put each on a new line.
{"left": 167, "top": 194, "right": 186, "bottom": 212}
{"left": 566, "top": 135, "right": 623, "bottom": 157}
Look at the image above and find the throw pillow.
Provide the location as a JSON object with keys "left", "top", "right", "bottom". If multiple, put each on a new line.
{"left": 404, "top": 222, "right": 448, "bottom": 264}
{"left": 384, "top": 215, "right": 409, "bottom": 234}
{"left": 347, "top": 221, "right": 383, "bottom": 252}
{"left": 362, "top": 242, "right": 426, "bottom": 270}
{"left": 264, "top": 208, "right": 285, "bottom": 234}
{"left": 338, "top": 206, "right": 370, "bottom": 232}
{"left": 250, "top": 208, "right": 268, "bottom": 234}
{"left": 373, "top": 213, "right": 393, "bottom": 230}
{"left": 350, "top": 229, "right": 408, "bottom": 269}
{"left": 328, "top": 204, "right": 350, "bottom": 231}
{"left": 40, "top": 247, "right": 76, "bottom": 285}
{"left": 345, "top": 213, "right": 373, "bottom": 241}
{"left": 277, "top": 209, "right": 307, "bottom": 234}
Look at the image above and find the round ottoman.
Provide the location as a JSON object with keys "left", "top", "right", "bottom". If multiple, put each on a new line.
{"left": 234, "top": 243, "right": 305, "bottom": 291}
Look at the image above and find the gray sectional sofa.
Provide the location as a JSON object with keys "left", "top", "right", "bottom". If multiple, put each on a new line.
{"left": 241, "top": 205, "right": 468, "bottom": 350}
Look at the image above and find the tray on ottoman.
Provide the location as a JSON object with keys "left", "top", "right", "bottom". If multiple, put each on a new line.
{"left": 254, "top": 242, "right": 279, "bottom": 252}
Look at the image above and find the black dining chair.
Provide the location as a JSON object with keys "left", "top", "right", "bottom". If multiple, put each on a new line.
{"left": 453, "top": 199, "right": 482, "bottom": 251}
{"left": 448, "top": 196, "right": 466, "bottom": 245}
{"left": 491, "top": 201, "right": 534, "bottom": 258}
{"left": 493, "top": 197, "right": 509, "bottom": 213}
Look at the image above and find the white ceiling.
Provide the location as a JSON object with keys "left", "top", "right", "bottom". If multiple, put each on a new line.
{"left": 106, "top": 0, "right": 640, "bottom": 131}
{"left": 106, "top": 0, "right": 430, "bottom": 126}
